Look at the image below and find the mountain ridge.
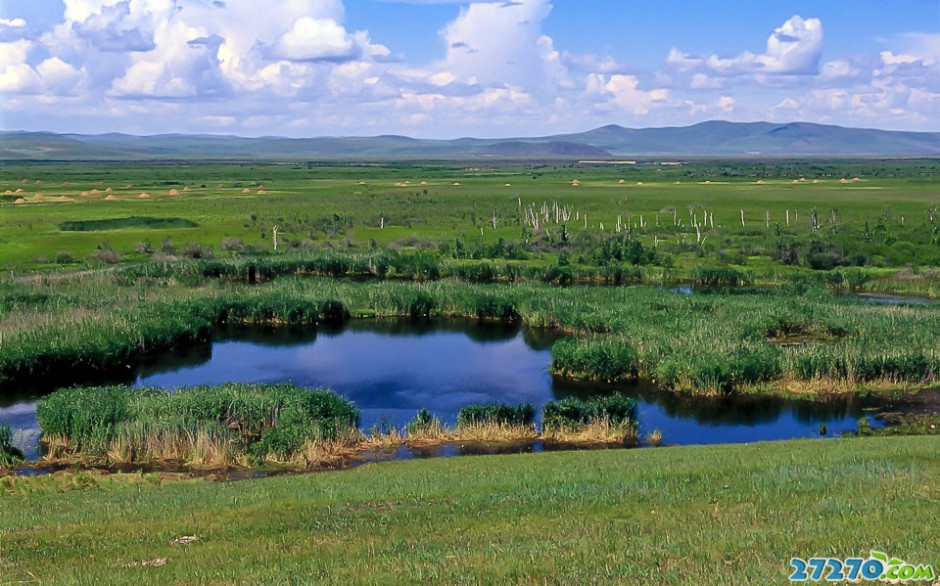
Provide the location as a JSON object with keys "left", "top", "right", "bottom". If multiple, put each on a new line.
{"left": 2, "top": 120, "right": 939, "bottom": 159}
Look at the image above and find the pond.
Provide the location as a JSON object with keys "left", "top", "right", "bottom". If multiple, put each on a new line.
{"left": 1, "top": 320, "right": 884, "bottom": 461}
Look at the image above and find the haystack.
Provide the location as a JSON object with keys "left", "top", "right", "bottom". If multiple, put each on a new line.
{"left": 14, "top": 198, "right": 26, "bottom": 204}
{"left": 125, "top": 184, "right": 134, "bottom": 189}
{"left": 32, "top": 194, "right": 44, "bottom": 201}
{"left": 852, "top": 177, "right": 861, "bottom": 182}
{"left": 675, "top": 181, "right": 681, "bottom": 184}
{"left": 57, "top": 196, "right": 74, "bottom": 203}
{"left": 3, "top": 190, "right": 12, "bottom": 195}
{"left": 105, "top": 187, "right": 113, "bottom": 193}
{"left": 813, "top": 179, "right": 820, "bottom": 184}
{"left": 636, "top": 181, "right": 644, "bottom": 186}
{"left": 90, "top": 189, "right": 100, "bottom": 195}
{"left": 35, "top": 180, "right": 43, "bottom": 185}
{"left": 105, "top": 194, "right": 118, "bottom": 201}
{"left": 168, "top": 188, "right": 180, "bottom": 196}
{"left": 704, "top": 180, "right": 712, "bottom": 184}
{"left": 20, "top": 179, "right": 28, "bottom": 184}
{"left": 504, "top": 183, "right": 512, "bottom": 187}
{"left": 358, "top": 181, "right": 367, "bottom": 185}
{"left": 792, "top": 180, "right": 800, "bottom": 184}
{"left": 217, "top": 184, "right": 224, "bottom": 188}
{"left": 241, "top": 188, "right": 251, "bottom": 194}
{"left": 183, "top": 186, "right": 191, "bottom": 192}
{"left": 139, "top": 193, "right": 151, "bottom": 199}
{"left": 98, "top": 181, "right": 105, "bottom": 186}
{"left": 755, "top": 180, "right": 765, "bottom": 184}
{"left": 839, "top": 178, "right": 849, "bottom": 184}
{"left": 799, "top": 177, "right": 807, "bottom": 182}
{"left": 452, "top": 182, "right": 461, "bottom": 186}
{"left": 14, "top": 188, "right": 24, "bottom": 194}
{"left": 80, "top": 191, "right": 90, "bottom": 197}
{"left": 257, "top": 189, "right": 266, "bottom": 195}
{"left": 420, "top": 181, "right": 428, "bottom": 185}
{"left": 618, "top": 179, "right": 626, "bottom": 184}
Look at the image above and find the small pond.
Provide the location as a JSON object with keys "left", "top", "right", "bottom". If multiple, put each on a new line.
{"left": 0, "top": 319, "right": 886, "bottom": 462}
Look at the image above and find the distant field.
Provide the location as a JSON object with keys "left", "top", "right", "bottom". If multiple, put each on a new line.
{"left": 1, "top": 159, "right": 938, "bottom": 273}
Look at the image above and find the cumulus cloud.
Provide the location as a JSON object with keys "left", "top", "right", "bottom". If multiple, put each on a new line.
{"left": 271, "top": 16, "right": 358, "bottom": 62}
{"left": 667, "top": 15, "right": 823, "bottom": 76}
{"left": 1, "top": 0, "right": 938, "bottom": 136}
{"left": 435, "top": 0, "right": 558, "bottom": 90}
{"left": 586, "top": 73, "right": 669, "bottom": 115}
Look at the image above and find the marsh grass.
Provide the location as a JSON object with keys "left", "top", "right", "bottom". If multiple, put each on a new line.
{"left": 542, "top": 394, "right": 638, "bottom": 445}
{"left": 37, "top": 384, "right": 359, "bottom": 467}
{"left": 0, "top": 425, "right": 24, "bottom": 467}
{"left": 543, "top": 419, "right": 637, "bottom": 446}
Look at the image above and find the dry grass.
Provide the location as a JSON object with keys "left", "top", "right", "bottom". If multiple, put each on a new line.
{"left": 543, "top": 419, "right": 637, "bottom": 446}
{"left": 454, "top": 421, "right": 538, "bottom": 442}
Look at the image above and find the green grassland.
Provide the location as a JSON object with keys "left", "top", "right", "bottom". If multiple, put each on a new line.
{"left": 1, "top": 158, "right": 939, "bottom": 584}
{"left": 1, "top": 159, "right": 939, "bottom": 279}
{"left": 1, "top": 436, "right": 938, "bottom": 585}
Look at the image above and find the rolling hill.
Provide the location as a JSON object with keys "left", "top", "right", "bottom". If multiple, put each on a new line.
{"left": 2, "top": 121, "right": 939, "bottom": 160}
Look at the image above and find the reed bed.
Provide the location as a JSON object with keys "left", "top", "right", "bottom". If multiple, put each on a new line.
{"left": 542, "top": 394, "right": 638, "bottom": 445}
{"left": 4, "top": 267, "right": 940, "bottom": 396}
{"left": 36, "top": 384, "right": 360, "bottom": 467}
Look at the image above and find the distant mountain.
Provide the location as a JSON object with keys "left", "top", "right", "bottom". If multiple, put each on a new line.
{"left": 2, "top": 121, "right": 939, "bottom": 160}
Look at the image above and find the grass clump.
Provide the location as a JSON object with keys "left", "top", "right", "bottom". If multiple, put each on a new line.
{"left": 0, "top": 425, "right": 24, "bottom": 467}
{"left": 542, "top": 394, "right": 638, "bottom": 444}
{"left": 456, "top": 403, "right": 537, "bottom": 441}
{"left": 405, "top": 408, "right": 449, "bottom": 441}
{"left": 551, "top": 336, "right": 638, "bottom": 382}
{"left": 36, "top": 383, "right": 359, "bottom": 467}
{"left": 457, "top": 403, "right": 535, "bottom": 427}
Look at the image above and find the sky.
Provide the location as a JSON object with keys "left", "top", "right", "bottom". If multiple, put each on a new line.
{"left": 0, "top": 0, "right": 938, "bottom": 138}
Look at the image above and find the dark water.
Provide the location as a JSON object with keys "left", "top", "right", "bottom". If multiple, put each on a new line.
{"left": 0, "top": 320, "right": 884, "bottom": 461}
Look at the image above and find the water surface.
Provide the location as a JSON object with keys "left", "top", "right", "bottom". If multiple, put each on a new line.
{"left": 0, "top": 320, "right": 883, "bottom": 461}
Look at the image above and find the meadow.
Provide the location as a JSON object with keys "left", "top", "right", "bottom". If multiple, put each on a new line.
{"left": 1, "top": 159, "right": 939, "bottom": 291}
{"left": 1, "top": 436, "right": 937, "bottom": 584}
{"left": 1, "top": 158, "right": 938, "bottom": 582}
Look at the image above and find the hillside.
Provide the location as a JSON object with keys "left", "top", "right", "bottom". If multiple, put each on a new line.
{"left": 2, "top": 121, "right": 940, "bottom": 160}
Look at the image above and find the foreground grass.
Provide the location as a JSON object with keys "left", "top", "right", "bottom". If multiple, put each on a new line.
{"left": 1, "top": 436, "right": 937, "bottom": 584}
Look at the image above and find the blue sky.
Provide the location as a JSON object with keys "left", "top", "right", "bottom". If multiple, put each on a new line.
{"left": 1, "top": 0, "right": 938, "bottom": 137}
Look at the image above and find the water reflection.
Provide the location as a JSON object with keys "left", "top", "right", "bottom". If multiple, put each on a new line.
{"left": 0, "top": 319, "right": 884, "bottom": 462}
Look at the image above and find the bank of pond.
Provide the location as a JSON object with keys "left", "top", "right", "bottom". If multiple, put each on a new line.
{"left": 0, "top": 320, "right": 905, "bottom": 473}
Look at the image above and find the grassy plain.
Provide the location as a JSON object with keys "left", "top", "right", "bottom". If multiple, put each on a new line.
{"left": 1, "top": 158, "right": 939, "bottom": 583}
{"left": 1, "top": 159, "right": 939, "bottom": 283}
{"left": 1, "top": 436, "right": 938, "bottom": 585}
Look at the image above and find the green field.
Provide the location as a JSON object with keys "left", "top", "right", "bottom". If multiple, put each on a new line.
{"left": 1, "top": 437, "right": 938, "bottom": 585}
{"left": 2, "top": 158, "right": 939, "bottom": 583}
{"left": 1, "top": 159, "right": 939, "bottom": 282}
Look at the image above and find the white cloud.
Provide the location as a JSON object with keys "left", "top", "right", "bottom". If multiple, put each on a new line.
{"left": 272, "top": 16, "right": 358, "bottom": 62}
{"left": 667, "top": 15, "right": 823, "bottom": 77}
{"left": 587, "top": 73, "right": 669, "bottom": 115}
{"left": 36, "top": 57, "right": 83, "bottom": 93}
{"left": 436, "top": 0, "right": 557, "bottom": 91}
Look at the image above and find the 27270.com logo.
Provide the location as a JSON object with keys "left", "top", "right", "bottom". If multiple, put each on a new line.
{"left": 789, "top": 550, "right": 935, "bottom": 582}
